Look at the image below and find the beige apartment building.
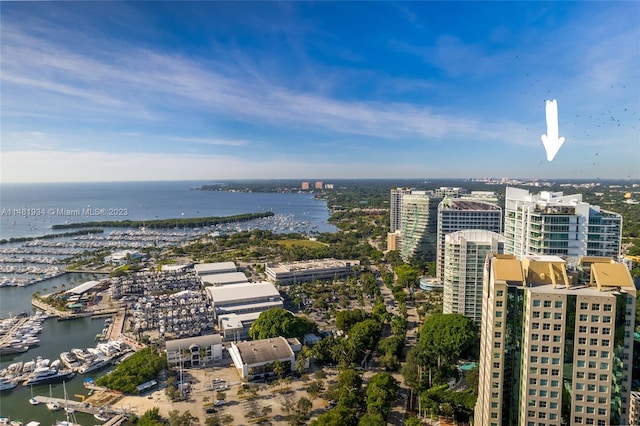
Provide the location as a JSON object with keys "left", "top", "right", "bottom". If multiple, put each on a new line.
{"left": 476, "top": 255, "right": 635, "bottom": 426}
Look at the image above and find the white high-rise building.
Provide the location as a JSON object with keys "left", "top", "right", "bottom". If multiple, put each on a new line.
{"left": 390, "top": 187, "right": 413, "bottom": 233}
{"left": 442, "top": 230, "right": 503, "bottom": 325}
{"left": 504, "top": 187, "right": 622, "bottom": 263}
{"left": 436, "top": 198, "right": 502, "bottom": 282}
{"left": 475, "top": 255, "right": 635, "bottom": 426}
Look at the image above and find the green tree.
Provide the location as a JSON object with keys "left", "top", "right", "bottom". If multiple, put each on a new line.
{"left": 358, "top": 413, "right": 386, "bottom": 426}
{"left": 310, "top": 405, "right": 358, "bottom": 426}
{"left": 138, "top": 407, "right": 164, "bottom": 426}
{"left": 249, "top": 307, "right": 318, "bottom": 341}
{"left": 419, "top": 313, "right": 478, "bottom": 369}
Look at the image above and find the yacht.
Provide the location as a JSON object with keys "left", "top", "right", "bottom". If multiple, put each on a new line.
{"left": 77, "top": 356, "right": 111, "bottom": 375}
{"left": 24, "top": 368, "right": 74, "bottom": 386}
{"left": 0, "top": 378, "right": 18, "bottom": 391}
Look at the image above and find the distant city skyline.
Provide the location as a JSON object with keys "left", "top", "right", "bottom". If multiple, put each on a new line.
{"left": 1, "top": 2, "right": 638, "bottom": 183}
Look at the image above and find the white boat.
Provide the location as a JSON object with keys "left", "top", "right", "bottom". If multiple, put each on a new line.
{"left": 46, "top": 401, "right": 60, "bottom": 411}
{"left": 28, "top": 385, "right": 39, "bottom": 405}
{"left": 94, "top": 411, "right": 111, "bottom": 422}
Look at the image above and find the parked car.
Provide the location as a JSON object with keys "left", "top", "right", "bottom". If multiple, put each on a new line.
{"left": 214, "top": 400, "right": 226, "bottom": 406}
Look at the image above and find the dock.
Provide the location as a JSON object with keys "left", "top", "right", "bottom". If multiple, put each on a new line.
{"left": 32, "top": 395, "right": 123, "bottom": 418}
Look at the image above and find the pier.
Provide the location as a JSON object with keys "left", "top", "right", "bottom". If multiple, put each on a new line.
{"left": 31, "top": 396, "right": 123, "bottom": 418}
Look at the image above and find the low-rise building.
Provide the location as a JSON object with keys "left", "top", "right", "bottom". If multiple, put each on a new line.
{"left": 194, "top": 262, "right": 237, "bottom": 276}
{"left": 200, "top": 271, "right": 249, "bottom": 287}
{"left": 228, "top": 336, "right": 296, "bottom": 380}
{"left": 204, "top": 281, "right": 282, "bottom": 319}
{"left": 218, "top": 311, "right": 262, "bottom": 341}
{"left": 265, "top": 258, "right": 359, "bottom": 285}
{"left": 165, "top": 334, "right": 223, "bottom": 368}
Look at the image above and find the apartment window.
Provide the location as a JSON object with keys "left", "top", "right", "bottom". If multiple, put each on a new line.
{"left": 528, "top": 411, "right": 535, "bottom": 418}
{"left": 576, "top": 383, "right": 584, "bottom": 390}
{"left": 599, "top": 374, "right": 607, "bottom": 381}
{"left": 587, "top": 395, "right": 595, "bottom": 402}
{"left": 496, "top": 301, "right": 503, "bottom": 307}
{"left": 542, "top": 335, "right": 550, "bottom": 341}
{"left": 540, "top": 368, "right": 548, "bottom": 375}
{"left": 544, "top": 300, "right": 552, "bottom": 308}
{"left": 493, "top": 362, "right": 500, "bottom": 368}
{"left": 589, "top": 350, "right": 597, "bottom": 357}
{"left": 543, "top": 312, "right": 551, "bottom": 319}
{"left": 495, "top": 321, "right": 502, "bottom": 328}
{"left": 578, "top": 349, "right": 586, "bottom": 356}
{"left": 598, "top": 409, "right": 606, "bottom": 416}
{"left": 598, "top": 420, "right": 606, "bottom": 426}
{"left": 600, "top": 363, "right": 608, "bottom": 370}
{"left": 576, "top": 405, "right": 583, "bottom": 412}
{"left": 492, "top": 392, "right": 499, "bottom": 398}
{"left": 588, "top": 373, "right": 596, "bottom": 380}
{"left": 539, "top": 390, "right": 547, "bottom": 397}
{"left": 590, "top": 327, "right": 598, "bottom": 334}
{"left": 492, "top": 372, "right": 499, "bottom": 378}
{"left": 550, "top": 391, "right": 558, "bottom": 398}
{"left": 603, "top": 316, "right": 611, "bottom": 323}
{"left": 592, "top": 303, "right": 600, "bottom": 310}
{"left": 553, "top": 336, "right": 561, "bottom": 342}
{"left": 602, "top": 328, "right": 610, "bottom": 335}
{"left": 579, "top": 314, "right": 588, "bottom": 321}
{"left": 576, "top": 394, "right": 584, "bottom": 401}
{"left": 531, "top": 345, "right": 539, "bottom": 352}
{"left": 588, "top": 361, "right": 596, "bottom": 369}
{"left": 494, "top": 331, "right": 502, "bottom": 338}
{"left": 530, "top": 356, "right": 538, "bottom": 363}
{"left": 542, "top": 346, "right": 549, "bottom": 353}
{"left": 497, "top": 290, "right": 503, "bottom": 297}
{"left": 590, "top": 338, "right": 598, "bottom": 345}
{"left": 603, "top": 304, "right": 612, "bottom": 311}
{"left": 587, "top": 384, "right": 596, "bottom": 391}
{"left": 580, "top": 302, "right": 588, "bottom": 309}
{"left": 530, "top": 367, "right": 538, "bottom": 374}
{"left": 578, "top": 337, "right": 586, "bottom": 344}
{"left": 492, "top": 382, "right": 499, "bottom": 388}
{"left": 555, "top": 301, "right": 563, "bottom": 308}
{"left": 598, "top": 397, "right": 607, "bottom": 404}
{"left": 541, "top": 356, "right": 549, "bottom": 363}
{"left": 579, "top": 326, "right": 587, "bottom": 333}
{"left": 601, "top": 340, "right": 609, "bottom": 346}
{"left": 550, "top": 414, "right": 557, "bottom": 420}
{"left": 532, "top": 334, "right": 539, "bottom": 340}
{"left": 532, "top": 322, "right": 539, "bottom": 329}
{"left": 551, "top": 369, "right": 559, "bottom": 376}
{"left": 494, "top": 342, "right": 501, "bottom": 348}
{"left": 529, "top": 378, "right": 537, "bottom": 385}
{"left": 551, "top": 380, "right": 559, "bottom": 387}
{"left": 550, "top": 402, "right": 558, "bottom": 409}
{"left": 533, "top": 311, "right": 541, "bottom": 318}
{"left": 576, "top": 371, "right": 585, "bottom": 379}
{"left": 554, "top": 313, "right": 562, "bottom": 320}
{"left": 586, "top": 407, "right": 594, "bottom": 414}
{"left": 543, "top": 323, "right": 550, "bottom": 330}
{"left": 590, "top": 315, "right": 599, "bottom": 322}
{"left": 586, "top": 419, "right": 594, "bottom": 425}
{"left": 529, "top": 389, "right": 536, "bottom": 396}
{"left": 574, "top": 417, "right": 583, "bottom": 424}
{"left": 496, "top": 311, "right": 503, "bottom": 318}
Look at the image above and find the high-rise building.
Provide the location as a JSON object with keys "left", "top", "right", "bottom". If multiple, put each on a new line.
{"left": 504, "top": 187, "right": 622, "bottom": 263}
{"left": 390, "top": 188, "right": 413, "bottom": 233}
{"left": 400, "top": 192, "right": 441, "bottom": 262}
{"left": 436, "top": 198, "right": 502, "bottom": 282}
{"left": 475, "top": 254, "right": 636, "bottom": 426}
{"left": 301, "top": 182, "right": 310, "bottom": 190}
{"left": 442, "top": 230, "right": 504, "bottom": 325}
{"left": 315, "top": 181, "right": 324, "bottom": 189}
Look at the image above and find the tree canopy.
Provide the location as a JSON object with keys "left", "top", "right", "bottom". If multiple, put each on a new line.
{"left": 95, "top": 347, "right": 166, "bottom": 393}
{"left": 249, "top": 307, "right": 317, "bottom": 341}
{"left": 419, "top": 313, "right": 478, "bottom": 367}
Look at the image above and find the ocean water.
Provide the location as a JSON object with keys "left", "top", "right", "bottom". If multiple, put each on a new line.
{"left": 0, "top": 180, "right": 336, "bottom": 240}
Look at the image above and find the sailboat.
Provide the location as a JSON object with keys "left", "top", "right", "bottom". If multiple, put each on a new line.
{"left": 28, "top": 385, "right": 39, "bottom": 405}
{"left": 55, "top": 382, "right": 81, "bottom": 426}
{"left": 45, "top": 384, "right": 60, "bottom": 411}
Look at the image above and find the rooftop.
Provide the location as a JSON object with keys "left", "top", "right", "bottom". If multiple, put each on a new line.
{"left": 268, "top": 258, "right": 359, "bottom": 274}
{"left": 205, "top": 281, "right": 281, "bottom": 304}
{"left": 166, "top": 334, "right": 222, "bottom": 351}
{"left": 233, "top": 336, "right": 294, "bottom": 365}
{"left": 201, "top": 271, "right": 249, "bottom": 286}
{"left": 194, "top": 262, "right": 237, "bottom": 275}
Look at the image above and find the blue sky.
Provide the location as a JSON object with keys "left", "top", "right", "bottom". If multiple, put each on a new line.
{"left": 1, "top": 2, "right": 638, "bottom": 182}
